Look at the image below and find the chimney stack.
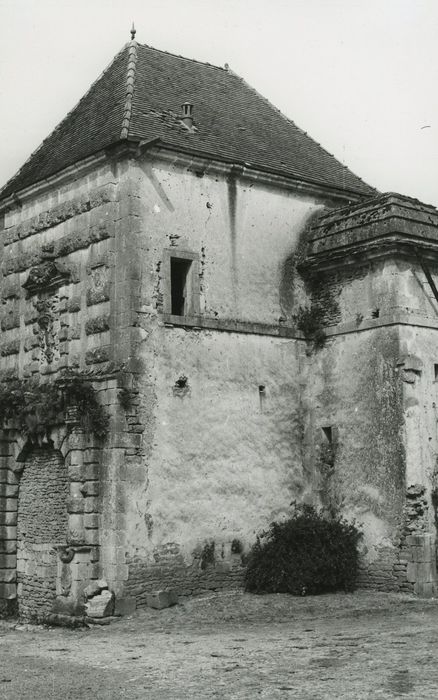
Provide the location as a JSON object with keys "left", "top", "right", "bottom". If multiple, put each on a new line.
{"left": 181, "top": 102, "right": 194, "bottom": 128}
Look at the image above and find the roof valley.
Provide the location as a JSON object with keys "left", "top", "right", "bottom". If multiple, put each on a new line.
{"left": 120, "top": 40, "right": 139, "bottom": 139}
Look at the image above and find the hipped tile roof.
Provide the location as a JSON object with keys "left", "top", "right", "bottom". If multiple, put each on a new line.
{"left": 0, "top": 41, "right": 376, "bottom": 200}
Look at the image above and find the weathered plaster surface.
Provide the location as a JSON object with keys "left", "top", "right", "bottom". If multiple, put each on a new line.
{"left": 115, "top": 155, "right": 332, "bottom": 599}
{"left": 129, "top": 329, "right": 304, "bottom": 559}
{"left": 131, "top": 156, "right": 324, "bottom": 325}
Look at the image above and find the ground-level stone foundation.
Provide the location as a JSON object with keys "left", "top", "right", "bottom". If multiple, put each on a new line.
{"left": 125, "top": 555, "right": 245, "bottom": 607}
{"left": 357, "top": 485, "right": 437, "bottom": 596}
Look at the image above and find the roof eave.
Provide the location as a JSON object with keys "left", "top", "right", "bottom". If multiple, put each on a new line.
{"left": 0, "top": 136, "right": 376, "bottom": 213}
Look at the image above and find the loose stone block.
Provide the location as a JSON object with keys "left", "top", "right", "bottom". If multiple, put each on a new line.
{"left": 146, "top": 589, "right": 178, "bottom": 610}
{"left": 114, "top": 596, "right": 136, "bottom": 616}
{"left": 85, "top": 589, "right": 114, "bottom": 618}
{"left": 84, "top": 580, "right": 101, "bottom": 599}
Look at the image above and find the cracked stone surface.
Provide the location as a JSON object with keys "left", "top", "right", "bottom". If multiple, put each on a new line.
{"left": 1, "top": 590, "right": 438, "bottom": 698}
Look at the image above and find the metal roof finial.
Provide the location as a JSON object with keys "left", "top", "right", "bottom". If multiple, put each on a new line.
{"left": 130, "top": 22, "right": 136, "bottom": 41}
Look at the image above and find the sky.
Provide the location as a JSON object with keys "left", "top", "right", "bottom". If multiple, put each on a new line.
{"left": 0, "top": 0, "right": 437, "bottom": 205}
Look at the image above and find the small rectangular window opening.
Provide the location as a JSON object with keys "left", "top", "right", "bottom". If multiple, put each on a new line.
{"left": 434, "top": 364, "right": 438, "bottom": 381}
{"left": 171, "top": 258, "right": 192, "bottom": 316}
{"left": 322, "top": 426, "right": 333, "bottom": 444}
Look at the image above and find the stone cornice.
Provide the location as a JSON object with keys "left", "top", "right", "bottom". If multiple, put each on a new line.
{"left": 302, "top": 235, "right": 438, "bottom": 273}
{"left": 145, "top": 144, "right": 367, "bottom": 205}
{"left": 302, "top": 192, "right": 438, "bottom": 272}
{"left": 160, "top": 313, "right": 304, "bottom": 339}
{"left": 0, "top": 137, "right": 367, "bottom": 214}
{"left": 0, "top": 152, "right": 110, "bottom": 213}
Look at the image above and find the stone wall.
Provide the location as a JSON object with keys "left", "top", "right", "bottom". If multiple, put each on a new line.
{"left": 2, "top": 150, "right": 438, "bottom": 614}
{"left": 126, "top": 549, "right": 245, "bottom": 606}
{"left": 16, "top": 448, "right": 68, "bottom": 619}
{"left": 0, "top": 158, "right": 145, "bottom": 612}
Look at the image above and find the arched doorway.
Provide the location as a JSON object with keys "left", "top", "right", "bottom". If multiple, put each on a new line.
{"left": 16, "top": 447, "right": 68, "bottom": 619}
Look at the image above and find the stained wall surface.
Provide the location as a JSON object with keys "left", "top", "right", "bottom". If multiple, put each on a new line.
{"left": 120, "top": 154, "right": 338, "bottom": 598}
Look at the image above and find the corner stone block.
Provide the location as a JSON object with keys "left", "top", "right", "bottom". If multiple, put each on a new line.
{"left": 67, "top": 434, "right": 87, "bottom": 450}
{"left": 146, "top": 590, "right": 178, "bottom": 610}
{"left": 90, "top": 547, "right": 100, "bottom": 563}
{"left": 406, "top": 534, "right": 426, "bottom": 547}
{"left": 84, "top": 514, "right": 99, "bottom": 529}
{"left": 84, "top": 497, "right": 100, "bottom": 514}
{"left": 67, "top": 515, "right": 85, "bottom": 545}
{"left": 0, "top": 582, "right": 16, "bottom": 599}
{"left": 67, "top": 496, "right": 85, "bottom": 514}
{"left": 83, "top": 481, "right": 99, "bottom": 497}
{"left": 0, "top": 540, "right": 16, "bottom": 554}
{"left": 84, "top": 449, "right": 102, "bottom": 464}
{"left": 83, "top": 463, "right": 100, "bottom": 480}
{"left": 414, "top": 581, "right": 437, "bottom": 598}
{"left": 68, "top": 465, "right": 83, "bottom": 482}
{"left": 0, "top": 512, "right": 17, "bottom": 526}
{"left": 85, "top": 529, "right": 100, "bottom": 546}
{"left": 0, "top": 497, "right": 18, "bottom": 512}
{"left": 0, "top": 526, "right": 16, "bottom": 540}
{"left": 0, "top": 554, "right": 16, "bottom": 568}
{"left": 66, "top": 449, "right": 85, "bottom": 465}
{"left": 70, "top": 482, "right": 84, "bottom": 499}
{"left": 417, "top": 562, "right": 434, "bottom": 583}
{"left": 406, "top": 562, "right": 418, "bottom": 583}
{"left": 3, "top": 484, "right": 19, "bottom": 498}
{"left": 70, "top": 562, "right": 91, "bottom": 582}
{"left": 0, "top": 569, "right": 16, "bottom": 583}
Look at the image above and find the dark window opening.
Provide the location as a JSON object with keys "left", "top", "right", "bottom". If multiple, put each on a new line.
{"left": 434, "top": 364, "right": 438, "bottom": 381}
{"left": 171, "top": 258, "right": 192, "bottom": 316}
{"left": 322, "top": 426, "right": 333, "bottom": 444}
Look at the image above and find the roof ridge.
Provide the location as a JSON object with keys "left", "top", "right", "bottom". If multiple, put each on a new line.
{"left": 120, "top": 40, "right": 139, "bottom": 139}
{"left": 0, "top": 44, "right": 128, "bottom": 200}
{"left": 226, "top": 66, "right": 376, "bottom": 197}
{"left": 138, "top": 42, "right": 227, "bottom": 72}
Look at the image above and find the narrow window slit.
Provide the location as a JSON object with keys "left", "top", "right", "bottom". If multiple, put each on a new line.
{"left": 171, "top": 258, "right": 192, "bottom": 316}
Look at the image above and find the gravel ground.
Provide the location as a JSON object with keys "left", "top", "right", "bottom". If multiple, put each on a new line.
{"left": 1, "top": 590, "right": 438, "bottom": 699}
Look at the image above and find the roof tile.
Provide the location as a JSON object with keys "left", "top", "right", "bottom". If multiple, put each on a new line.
{"left": 0, "top": 42, "right": 376, "bottom": 199}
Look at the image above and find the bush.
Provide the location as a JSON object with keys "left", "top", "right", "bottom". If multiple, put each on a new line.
{"left": 245, "top": 504, "right": 362, "bottom": 595}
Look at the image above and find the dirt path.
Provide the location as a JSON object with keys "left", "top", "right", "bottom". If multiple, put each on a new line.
{"left": 1, "top": 591, "right": 438, "bottom": 699}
